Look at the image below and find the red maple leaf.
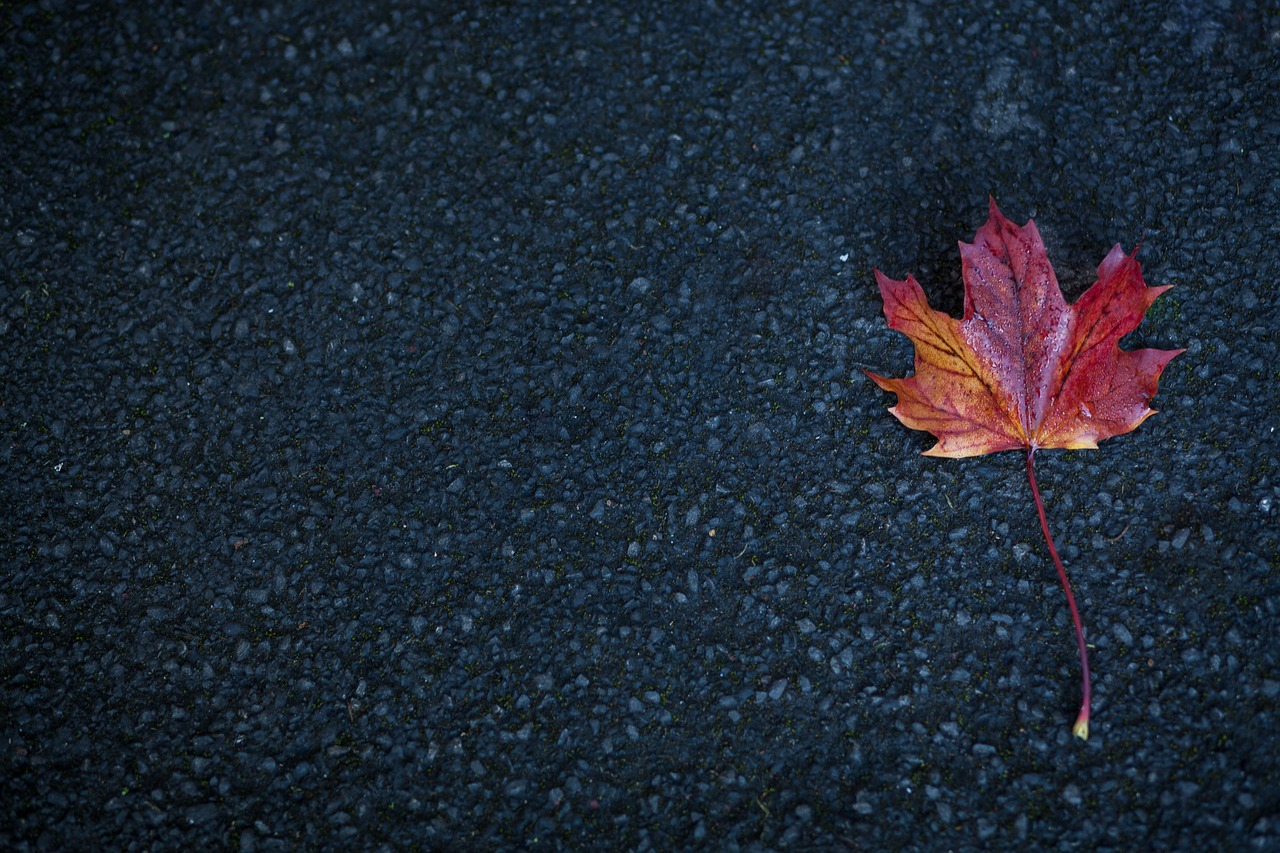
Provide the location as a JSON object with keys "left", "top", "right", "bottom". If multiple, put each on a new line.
{"left": 866, "top": 199, "right": 1182, "bottom": 739}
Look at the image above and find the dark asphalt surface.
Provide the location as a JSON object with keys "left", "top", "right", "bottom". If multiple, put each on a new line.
{"left": 3, "top": 2, "right": 1278, "bottom": 850}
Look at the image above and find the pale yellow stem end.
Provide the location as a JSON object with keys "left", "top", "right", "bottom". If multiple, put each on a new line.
{"left": 1073, "top": 714, "right": 1090, "bottom": 741}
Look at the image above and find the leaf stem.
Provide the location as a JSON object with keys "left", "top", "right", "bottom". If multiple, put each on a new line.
{"left": 1025, "top": 448, "right": 1091, "bottom": 740}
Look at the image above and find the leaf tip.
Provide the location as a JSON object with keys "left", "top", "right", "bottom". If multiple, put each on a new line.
{"left": 1073, "top": 712, "right": 1090, "bottom": 741}
{"left": 862, "top": 368, "right": 891, "bottom": 391}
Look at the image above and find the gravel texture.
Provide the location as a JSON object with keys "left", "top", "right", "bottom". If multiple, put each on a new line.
{"left": 3, "top": 1, "right": 1278, "bottom": 850}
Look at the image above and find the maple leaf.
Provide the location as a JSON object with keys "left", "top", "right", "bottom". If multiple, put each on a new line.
{"left": 866, "top": 199, "right": 1182, "bottom": 739}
